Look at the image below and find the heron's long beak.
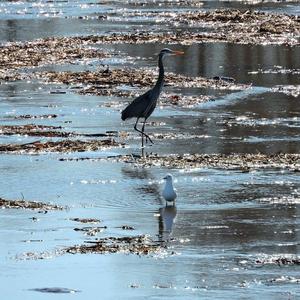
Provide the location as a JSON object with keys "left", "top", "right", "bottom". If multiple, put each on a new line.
{"left": 172, "top": 50, "right": 184, "bottom": 56}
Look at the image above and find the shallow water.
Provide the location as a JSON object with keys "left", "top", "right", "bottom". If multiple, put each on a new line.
{"left": 0, "top": 1, "right": 300, "bottom": 299}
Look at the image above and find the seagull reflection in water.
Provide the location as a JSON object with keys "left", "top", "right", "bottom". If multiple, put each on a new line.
{"left": 158, "top": 204, "right": 177, "bottom": 243}
{"left": 158, "top": 174, "right": 178, "bottom": 242}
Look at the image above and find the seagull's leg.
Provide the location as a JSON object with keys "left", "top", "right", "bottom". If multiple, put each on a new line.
{"left": 142, "top": 119, "right": 154, "bottom": 144}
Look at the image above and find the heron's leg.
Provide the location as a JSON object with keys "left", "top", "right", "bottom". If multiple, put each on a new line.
{"left": 134, "top": 118, "right": 143, "bottom": 135}
{"left": 142, "top": 119, "right": 154, "bottom": 144}
{"left": 134, "top": 118, "right": 145, "bottom": 147}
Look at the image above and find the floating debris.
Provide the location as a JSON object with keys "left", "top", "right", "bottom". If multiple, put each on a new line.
{"left": 271, "top": 85, "right": 300, "bottom": 98}
{"left": 74, "top": 226, "right": 107, "bottom": 236}
{"left": 267, "top": 276, "right": 300, "bottom": 285}
{"left": 70, "top": 218, "right": 101, "bottom": 224}
{"left": 17, "top": 234, "right": 165, "bottom": 260}
{"left": 255, "top": 255, "right": 300, "bottom": 266}
{"left": 151, "top": 132, "right": 211, "bottom": 140}
{"left": 249, "top": 67, "right": 300, "bottom": 75}
{"left": 7, "top": 114, "right": 58, "bottom": 120}
{"left": 21, "top": 239, "right": 43, "bottom": 243}
{"left": 0, "top": 197, "right": 63, "bottom": 211}
{"left": 65, "top": 235, "right": 164, "bottom": 255}
{"left": 116, "top": 225, "right": 135, "bottom": 230}
{"left": 0, "top": 139, "right": 123, "bottom": 154}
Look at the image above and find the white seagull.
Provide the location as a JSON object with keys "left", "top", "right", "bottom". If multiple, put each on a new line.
{"left": 162, "top": 174, "right": 177, "bottom": 204}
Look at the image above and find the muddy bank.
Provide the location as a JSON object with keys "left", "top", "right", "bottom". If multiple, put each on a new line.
{"left": 0, "top": 139, "right": 123, "bottom": 154}
{"left": 107, "top": 153, "right": 300, "bottom": 171}
{"left": 0, "top": 197, "right": 63, "bottom": 210}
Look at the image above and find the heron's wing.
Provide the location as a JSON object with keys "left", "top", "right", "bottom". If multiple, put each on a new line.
{"left": 121, "top": 89, "right": 154, "bottom": 120}
{"left": 130, "top": 89, "right": 152, "bottom": 106}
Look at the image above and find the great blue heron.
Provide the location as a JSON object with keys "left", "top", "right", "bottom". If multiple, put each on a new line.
{"left": 121, "top": 48, "right": 184, "bottom": 147}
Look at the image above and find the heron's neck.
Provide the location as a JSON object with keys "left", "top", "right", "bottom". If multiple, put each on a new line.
{"left": 154, "top": 55, "right": 164, "bottom": 90}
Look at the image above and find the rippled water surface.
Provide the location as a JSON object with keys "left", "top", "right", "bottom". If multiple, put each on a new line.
{"left": 0, "top": 1, "right": 299, "bottom": 299}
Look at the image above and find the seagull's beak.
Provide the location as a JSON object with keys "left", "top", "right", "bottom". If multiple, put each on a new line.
{"left": 163, "top": 176, "right": 167, "bottom": 180}
{"left": 172, "top": 50, "right": 184, "bottom": 56}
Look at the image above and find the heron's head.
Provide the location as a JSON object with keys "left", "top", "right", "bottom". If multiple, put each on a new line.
{"left": 163, "top": 174, "right": 173, "bottom": 181}
{"left": 159, "top": 48, "right": 184, "bottom": 58}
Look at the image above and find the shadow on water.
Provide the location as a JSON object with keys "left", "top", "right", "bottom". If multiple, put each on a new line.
{"left": 121, "top": 165, "right": 163, "bottom": 206}
{"left": 29, "top": 287, "right": 81, "bottom": 294}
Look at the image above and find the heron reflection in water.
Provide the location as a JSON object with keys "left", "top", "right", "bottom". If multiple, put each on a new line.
{"left": 121, "top": 48, "right": 184, "bottom": 149}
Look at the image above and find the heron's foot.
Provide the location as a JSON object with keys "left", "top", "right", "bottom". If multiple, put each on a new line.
{"left": 145, "top": 135, "right": 154, "bottom": 144}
